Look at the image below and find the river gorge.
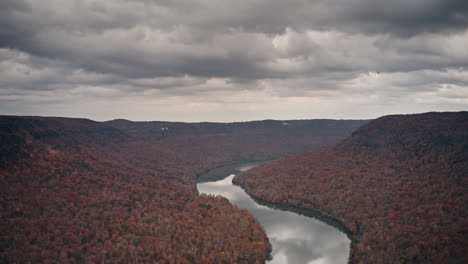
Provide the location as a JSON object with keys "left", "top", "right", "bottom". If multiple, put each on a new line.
{"left": 197, "top": 163, "right": 350, "bottom": 264}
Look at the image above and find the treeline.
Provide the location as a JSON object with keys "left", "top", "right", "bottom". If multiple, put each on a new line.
{"left": 0, "top": 116, "right": 364, "bottom": 263}
{"left": 234, "top": 112, "right": 468, "bottom": 263}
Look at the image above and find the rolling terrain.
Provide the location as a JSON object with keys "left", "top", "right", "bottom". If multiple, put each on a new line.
{"left": 0, "top": 116, "right": 365, "bottom": 263}
{"left": 234, "top": 112, "right": 468, "bottom": 263}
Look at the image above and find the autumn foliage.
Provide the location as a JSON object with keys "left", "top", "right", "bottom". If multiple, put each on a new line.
{"left": 235, "top": 112, "right": 468, "bottom": 263}
{"left": 0, "top": 116, "right": 364, "bottom": 263}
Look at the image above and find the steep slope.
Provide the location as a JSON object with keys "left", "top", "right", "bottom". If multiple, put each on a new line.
{"left": 234, "top": 112, "right": 468, "bottom": 263}
{"left": 0, "top": 116, "right": 366, "bottom": 263}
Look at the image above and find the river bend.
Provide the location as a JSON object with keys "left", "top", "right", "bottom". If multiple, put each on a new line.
{"left": 197, "top": 163, "right": 350, "bottom": 264}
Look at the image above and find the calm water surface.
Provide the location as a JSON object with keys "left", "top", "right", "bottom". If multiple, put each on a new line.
{"left": 197, "top": 164, "right": 350, "bottom": 264}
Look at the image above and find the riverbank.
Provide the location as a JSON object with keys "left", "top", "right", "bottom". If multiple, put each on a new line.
{"left": 233, "top": 181, "right": 358, "bottom": 241}
{"left": 198, "top": 163, "right": 351, "bottom": 264}
{"left": 198, "top": 159, "right": 357, "bottom": 241}
{"left": 196, "top": 159, "right": 272, "bottom": 183}
{"left": 232, "top": 179, "right": 360, "bottom": 264}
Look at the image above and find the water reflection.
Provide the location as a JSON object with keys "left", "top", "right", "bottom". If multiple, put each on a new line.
{"left": 197, "top": 174, "right": 350, "bottom": 264}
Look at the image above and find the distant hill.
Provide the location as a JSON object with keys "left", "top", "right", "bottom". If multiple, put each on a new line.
{"left": 0, "top": 115, "right": 366, "bottom": 263}
{"left": 234, "top": 112, "right": 468, "bottom": 263}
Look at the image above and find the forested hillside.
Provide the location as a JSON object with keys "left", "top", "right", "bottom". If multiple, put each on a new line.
{"left": 234, "top": 112, "right": 468, "bottom": 263}
{"left": 0, "top": 116, "right": 365, "bottom": 263}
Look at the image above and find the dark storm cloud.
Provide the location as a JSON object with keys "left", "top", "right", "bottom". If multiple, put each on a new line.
{"left": 135, "top": 0, "right": 468, "bottom": 36}
{"left": 0, "top": 0, "right": 467, "bottom": 121}
{"left": 322, "top": 0, "right": 468, "bottom": 36}
{"left": 1, "top": 0, "right": 467, "bottom": 80}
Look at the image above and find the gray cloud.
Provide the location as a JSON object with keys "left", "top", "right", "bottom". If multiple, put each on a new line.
{"left": 0, "top": 0, "right": 467, "bottom": 121}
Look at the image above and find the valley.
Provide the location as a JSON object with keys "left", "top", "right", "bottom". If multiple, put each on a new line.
{"left": 0, "top": 116, "right": 364, "bottom": 263}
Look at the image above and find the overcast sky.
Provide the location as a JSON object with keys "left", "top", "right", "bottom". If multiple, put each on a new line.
{"left": 1, "top": 0, "right": 467, "bottom": 122}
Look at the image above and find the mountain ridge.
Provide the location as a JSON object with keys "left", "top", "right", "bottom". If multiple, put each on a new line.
{"left": 234, "top": 111, "right": 468, "bottom": 263}
{"left": 0, "top": 115, "right": 366, "bottom": 263}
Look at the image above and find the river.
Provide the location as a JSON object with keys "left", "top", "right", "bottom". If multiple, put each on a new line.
{"left": 197, "top": 163, "right": 350, "bottom": 264}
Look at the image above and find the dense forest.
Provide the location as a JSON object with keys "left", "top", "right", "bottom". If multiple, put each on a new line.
{"left": 0, "top": 116, "right": 365, "bottom": 263}
{"left": 234, "top": 112, "right": 468, "bottom": 263}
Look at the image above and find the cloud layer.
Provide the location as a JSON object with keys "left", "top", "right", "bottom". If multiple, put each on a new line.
{"left": 1, "top": 0, "right": 467, "bottom": 121}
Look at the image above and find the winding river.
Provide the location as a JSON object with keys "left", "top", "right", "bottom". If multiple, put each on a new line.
{"left": 197, "top": 163, "right": 350, "bottom": 264}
